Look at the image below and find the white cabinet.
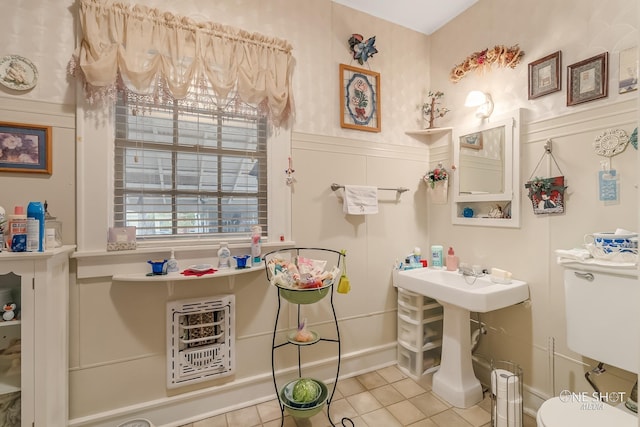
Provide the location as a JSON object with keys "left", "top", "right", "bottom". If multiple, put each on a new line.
{"left": 0, "top": 246, "right": 73, "bottom": 426}
{"left": 396, "top": 288, "right": 443, "bottom": 379}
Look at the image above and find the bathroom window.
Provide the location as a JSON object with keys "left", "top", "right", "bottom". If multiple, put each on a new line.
{"left": 113, "top": 92, "right": 268, "bottom": 240}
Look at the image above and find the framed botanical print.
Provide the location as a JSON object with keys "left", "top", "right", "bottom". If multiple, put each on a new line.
{"left": 339, "top": 64, "right": 381, "bottom": 132}
{"left": 567, "top": 52, "right": 608, "bottom": 106}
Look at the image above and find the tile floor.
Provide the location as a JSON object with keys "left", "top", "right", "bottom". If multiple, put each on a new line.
{"left": 180, "top": 365, "right": 537, "bottom": 427}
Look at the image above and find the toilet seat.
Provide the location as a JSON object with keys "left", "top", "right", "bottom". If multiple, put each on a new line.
{"left": 537, "top": 396, "right": 636, "bottom": 426}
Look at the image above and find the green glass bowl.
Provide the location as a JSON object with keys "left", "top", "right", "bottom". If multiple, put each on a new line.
{"left": 280, "top": 379, "right": 328, "bottom": 418}
{"left": 277, "top": 283, "right": 331, "bottom": 304}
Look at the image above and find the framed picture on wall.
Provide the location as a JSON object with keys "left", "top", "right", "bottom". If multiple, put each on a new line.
{"left": 460, "top": 132, "right": 483, "bottom": 150}
{"left": 0, "top": 121, "right": 52, "bottom": 174}
{"left": 567, "top": 52, "right": 608, "bottom": 106}
{"left": 339, "top": 64, "right": 381, "bottom": 132}
{"left": 528, "top": 51, "right": 561, "bottom": 99}
{"left": 619, "top": 46, "right": 638, "bottom": 94}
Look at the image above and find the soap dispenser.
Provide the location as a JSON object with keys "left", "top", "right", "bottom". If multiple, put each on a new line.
{"left": 446, "top": 247, "right": 459, "bottom": 271}
{"left": 166, "top": 249, "right": 179, "bottom": 273}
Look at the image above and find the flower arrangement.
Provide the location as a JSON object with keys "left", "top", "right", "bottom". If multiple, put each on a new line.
{"left": 418, "top": 91, "right": 450, "bottom": 129}
{"left": 423, "top": 166, "right": 448, "bottom": 188}
{"left": 450, "top": 44, "right": 524, "bottom": 83}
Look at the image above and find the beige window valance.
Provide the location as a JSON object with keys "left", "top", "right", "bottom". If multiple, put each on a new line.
{"left": 69, "top": 0, "right": 294, "bottom": 126}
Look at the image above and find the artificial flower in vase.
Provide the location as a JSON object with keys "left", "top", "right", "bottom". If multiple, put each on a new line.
{"left": 419, "top": 91, "right": 450, "bottom": 129}
{"left": 424, "top": 166, "right": 449, "bottom": 204}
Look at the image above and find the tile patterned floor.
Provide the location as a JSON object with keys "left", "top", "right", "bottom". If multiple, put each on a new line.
{"left": 179, "top": 366, "right": 537, "bottom": 427}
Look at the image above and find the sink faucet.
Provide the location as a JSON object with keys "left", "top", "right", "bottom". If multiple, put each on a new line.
{"left": 458, "top": 263, "right": 488, "bottom": 277}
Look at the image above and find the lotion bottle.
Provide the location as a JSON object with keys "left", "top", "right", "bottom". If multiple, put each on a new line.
{"left": 446, "top": 247, "right": 459, "bottom": 271}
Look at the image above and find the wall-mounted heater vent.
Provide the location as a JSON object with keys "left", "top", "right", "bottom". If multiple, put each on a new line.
{"left": 167, "top": 295, "right": 235, "bottom": 388}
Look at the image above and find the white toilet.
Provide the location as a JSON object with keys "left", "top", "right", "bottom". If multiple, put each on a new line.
{"left": 536, "top": 264, "right": 638, "bottom": 426}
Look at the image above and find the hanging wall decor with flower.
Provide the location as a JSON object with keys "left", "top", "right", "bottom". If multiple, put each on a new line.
{"left": 450, "top": 44, "right": 524, "bottom": 83}
{"left": 424, "top": 165, "right": 449, "bottom": 204}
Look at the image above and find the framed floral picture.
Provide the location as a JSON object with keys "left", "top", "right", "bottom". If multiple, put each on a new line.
{"left": 339, "top": 64, "right": 381, "bottom": 132}
{"left": 528, "top": 51, "right": 561, "bottom": 99}
{"left": 0, "top": 121, "right": 52, "bottom": 174}
{"left": 567, "top": 52, "right": 608, "bottom": 106}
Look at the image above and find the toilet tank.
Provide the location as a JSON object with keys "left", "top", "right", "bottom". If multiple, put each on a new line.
{"left": 564, "top": 265, "right": 639, "bottom": 373}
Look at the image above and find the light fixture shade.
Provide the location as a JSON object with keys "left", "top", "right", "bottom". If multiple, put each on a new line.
{"left": 464, "top": 91, "right": 494, "bottom": 118}
{"left": 464, "top": 90, "right": 487, "bottom": 107}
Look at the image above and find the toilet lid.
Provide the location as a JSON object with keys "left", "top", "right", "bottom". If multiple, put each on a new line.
{"left": 538, "top": 397, "right": 636, "bottom": 426}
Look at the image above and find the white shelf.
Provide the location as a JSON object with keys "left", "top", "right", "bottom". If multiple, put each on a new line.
{"left": 405, "top": 127, "right": 453, "bottom": 137}
{"left": 112, "top": 263, "right": 264, "bottom": 282}
{"left": 0, "top": 320, "right": 20, "bottom": 328}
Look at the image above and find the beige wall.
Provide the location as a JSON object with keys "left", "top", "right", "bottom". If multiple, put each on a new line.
{"left": 429, "top": 0, "right": 639, "bottom": 408}
{"left": 0, "top": 0, "right": 638, "bottom": 425}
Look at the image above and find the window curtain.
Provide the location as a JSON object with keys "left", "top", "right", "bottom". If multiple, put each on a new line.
{"left": 69, "top": 0, "right": 294, "bottom": 126}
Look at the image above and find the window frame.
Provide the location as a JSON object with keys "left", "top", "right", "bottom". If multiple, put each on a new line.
{"left": 113, "top": 95, "right": 269, "bottom": 241}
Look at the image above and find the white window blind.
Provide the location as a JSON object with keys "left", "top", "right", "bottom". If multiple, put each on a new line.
{"left": 114, "top": 92, "right": 268, "bottom": 240}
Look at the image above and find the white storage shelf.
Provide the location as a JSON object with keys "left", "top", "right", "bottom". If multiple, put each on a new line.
{"left": 0, "top": 246, "right": 74, "bottom": 426}
{"left": 396, "top": 287, "right": 443, "bottom": 379}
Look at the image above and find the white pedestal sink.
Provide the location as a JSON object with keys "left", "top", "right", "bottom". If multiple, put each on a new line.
{"left": 394, "top": 268, "right": 528, "bottom": 408}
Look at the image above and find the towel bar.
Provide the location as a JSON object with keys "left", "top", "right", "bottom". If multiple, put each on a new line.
{"left": 330, "top": 183, "right": 409, "bottom": 194}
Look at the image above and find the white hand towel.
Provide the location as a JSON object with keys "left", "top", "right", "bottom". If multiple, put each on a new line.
{"left": 343, "top": 185, "right": 378, "bottom": 215}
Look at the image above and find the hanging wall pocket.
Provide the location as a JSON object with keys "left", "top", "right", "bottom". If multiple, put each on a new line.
{"left": 524, "top": 140, "right": 567, "bottom": 215}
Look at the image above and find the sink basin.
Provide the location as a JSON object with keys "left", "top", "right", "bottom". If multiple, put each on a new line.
{"left": 394, "top": 268, "right": 529, "bottom": 312}
{"left": 394, "top": 268, "right": 528, "bottom": 408}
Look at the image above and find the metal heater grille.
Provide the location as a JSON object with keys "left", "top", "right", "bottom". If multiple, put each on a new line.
{"left": 167, "top": 295, "right": 235, "bottom": 388}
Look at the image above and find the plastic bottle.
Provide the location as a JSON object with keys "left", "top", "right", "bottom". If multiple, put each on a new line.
{"left": 7, "top": 206, "right": 27, "bottom": 250}
{"left": 217, "top": 242, "right": 231, "bottom": 269}
{"left": 250, "top": 225, "right": 262, "bottom": 264}
{"left": 430, "top": 245, "right": 443, "bottom": 268}
{"left": 446, "top": 247, "right": 459, "bottom": 271}
{"left": 166, "top": 249, "right": 179, "bottom": 273}
{"left": 412, "top": 247, "right": 421, "bottom": 264}
{"left": 27, "top": 201, "right": 45, "bottom": 252}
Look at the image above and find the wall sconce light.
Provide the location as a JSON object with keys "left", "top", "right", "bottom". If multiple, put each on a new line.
{"left": 464, "top": 91, "right": 494, "bottom": 119}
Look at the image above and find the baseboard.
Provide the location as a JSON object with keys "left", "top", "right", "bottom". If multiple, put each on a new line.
{"left": 68, "top": 343, "right": 397, "bottom": 427}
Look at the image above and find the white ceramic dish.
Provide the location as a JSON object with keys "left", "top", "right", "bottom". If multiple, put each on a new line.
{"left": 287, "top": 330, "right": 320, "bottom": 346}
{"left": 490, "top": 276, "right": 512, "bottom": 285}
{"left": 186, "top": 264, "right": 214, "bottom": 272}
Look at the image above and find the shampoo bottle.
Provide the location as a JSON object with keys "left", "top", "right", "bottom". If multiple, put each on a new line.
{"left": 27, "top": 201, "right": 45, "bottom": 252}
{"left": 250, "top": 225, "right": 262, "bottom": 264}
{"left": 430, "top": 245, "right": 443, "bottom": 268}
{"left": 446, "top": 247, "right": 459, "bottom": 271}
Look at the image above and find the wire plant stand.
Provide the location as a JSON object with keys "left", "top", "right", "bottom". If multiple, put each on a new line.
{"left": 263, "top": 247, "right": 354, "bottom": 427}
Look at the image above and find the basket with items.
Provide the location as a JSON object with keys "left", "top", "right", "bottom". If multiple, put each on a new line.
{"left": 265, "top": 251, "right": 343, "bottom": 304}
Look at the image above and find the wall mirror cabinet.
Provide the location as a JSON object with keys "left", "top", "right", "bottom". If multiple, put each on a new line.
{"left": 452, "top": 109, "right": 521, "bottom": 227}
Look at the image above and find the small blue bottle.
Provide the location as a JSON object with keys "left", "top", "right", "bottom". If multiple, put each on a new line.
{"left": 27, "top": 201, "right": 45, "bottom": 252}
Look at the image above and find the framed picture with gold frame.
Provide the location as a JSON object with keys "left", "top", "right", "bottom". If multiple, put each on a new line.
{"left": 339, "top": 64, "right": 381, "bottom": 132}
{"left": 0, "top": 121, "right": 52, "bottom": 174}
